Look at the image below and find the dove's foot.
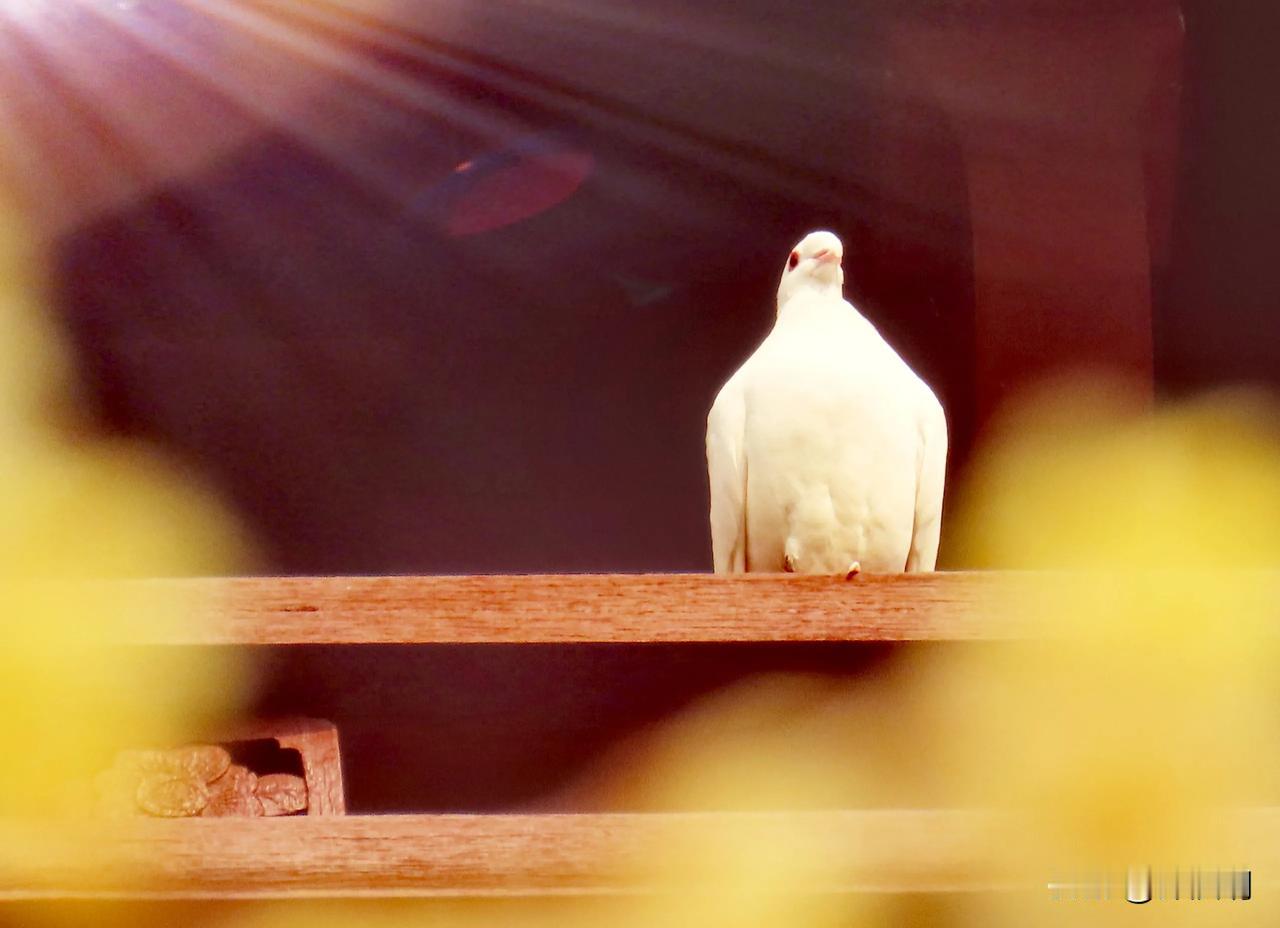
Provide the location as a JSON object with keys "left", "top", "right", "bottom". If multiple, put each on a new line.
{"left": 844, "top": 561, "right": 862, "bottom": 581}
{"left": 783, "top": 553, "right": 797, "bottom": 573}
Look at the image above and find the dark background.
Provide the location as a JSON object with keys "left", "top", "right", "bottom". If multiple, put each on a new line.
{"left": 46, "top": 0, "right": 1280, "bottom": 576}
{"left": 1159, "top": 1, "right": 1280, "bottom": 397}
{"left": 15, "top": 0, "right": 1279, "bottom": 810}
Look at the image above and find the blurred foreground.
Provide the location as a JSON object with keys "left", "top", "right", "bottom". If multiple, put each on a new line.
{"left": 0, "top": 203, "right": 250, "bottom": 898}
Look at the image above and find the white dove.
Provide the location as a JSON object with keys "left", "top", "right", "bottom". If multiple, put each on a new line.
{"left": 705, "top": 230, "right": 947, "bottom": 576}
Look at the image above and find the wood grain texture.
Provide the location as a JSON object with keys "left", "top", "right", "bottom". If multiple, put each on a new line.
{"left": 0, "top": 811, "right": 1018, "bottom": 898}
{"left": 134, "top": 572, "right": 1021, "bottom": 645}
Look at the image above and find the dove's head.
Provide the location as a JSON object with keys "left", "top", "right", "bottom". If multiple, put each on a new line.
{"left": 776, "top": 230, "right": 844, "bottom": 306}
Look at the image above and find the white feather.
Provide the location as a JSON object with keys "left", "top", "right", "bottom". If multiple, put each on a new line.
{"left": 706, "top": 369, "right": 748, "bottom": 573}
{"left": 906, "top": 393, "right": 948, "bottom": 571}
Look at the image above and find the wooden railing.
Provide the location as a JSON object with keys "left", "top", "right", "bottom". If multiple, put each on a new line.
{"left": 6, "top": 573, "right": 1034, "bottom": 899}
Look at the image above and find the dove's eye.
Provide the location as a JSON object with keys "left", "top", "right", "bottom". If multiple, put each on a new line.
{"left": 788, "top": 251, "right": 799, "bottom": 270}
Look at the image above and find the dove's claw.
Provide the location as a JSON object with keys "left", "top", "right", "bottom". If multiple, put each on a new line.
{"left": 844, "top": 561, "right": 862, "bottom": 580}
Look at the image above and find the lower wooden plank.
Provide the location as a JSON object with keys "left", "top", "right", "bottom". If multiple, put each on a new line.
{"left": 0, "top": 811, "right": 1016, "bottom": 899}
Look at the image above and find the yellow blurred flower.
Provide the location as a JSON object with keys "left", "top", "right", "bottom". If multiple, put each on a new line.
{"left": 0, "top": 202, "right": 249, "bottom": 902}
{"left": 926, "top": 375, "right": 1280, "bottom": 925}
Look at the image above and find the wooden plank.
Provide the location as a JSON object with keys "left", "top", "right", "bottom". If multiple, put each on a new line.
{"left": 0, "top": 811, "right": 1016, "bottom": 899}
{"left": 134, "top": 572, "right": 1016, "bottom": 645}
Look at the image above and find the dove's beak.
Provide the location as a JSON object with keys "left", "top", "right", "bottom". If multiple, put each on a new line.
{"left": 813, "top": 249, "right": 841, "bottom": 265}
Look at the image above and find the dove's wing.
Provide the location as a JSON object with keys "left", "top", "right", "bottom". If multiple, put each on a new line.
{"left": 706, "top": 374, "right": 749, "bottom": 574}
{"left": 905, "top": 393, "right": 948, "bottom": 572}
